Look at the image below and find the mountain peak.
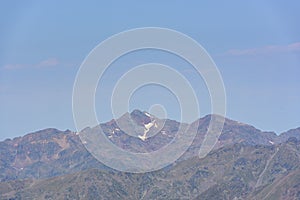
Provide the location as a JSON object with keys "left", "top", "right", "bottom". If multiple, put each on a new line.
{"left": 130, "top": 109, "right": 152, "bottom": 126}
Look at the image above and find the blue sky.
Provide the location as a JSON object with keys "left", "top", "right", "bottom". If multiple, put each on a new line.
{"left": 0, "top": 1, "right": 300, "bottom": 140}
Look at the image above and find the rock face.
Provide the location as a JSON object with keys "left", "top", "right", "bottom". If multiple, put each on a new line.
{"left": 1, "top": 141, "right": 300, "bottom": 200}
{"left": 0, "top": 128, "right": 108, "bottom": 182}
{"left": 0, "top": 110, "right": 299, "bottom": 199}
{"left": 279, "top": 127, "right": 300, "bottom": 142}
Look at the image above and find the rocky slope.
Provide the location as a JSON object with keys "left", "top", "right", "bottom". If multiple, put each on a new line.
{"left": 0, "top": 110, "right": 299, "bottom": 199}
{"left": 1, "top": 139, "right": 300, "bottom": 199}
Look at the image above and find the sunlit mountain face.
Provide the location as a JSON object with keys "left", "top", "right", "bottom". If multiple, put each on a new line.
{"left": 0, "top": 111, "right": 300, "bottom": 199}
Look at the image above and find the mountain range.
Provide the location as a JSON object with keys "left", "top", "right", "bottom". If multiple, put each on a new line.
{"left": 0, "top": 110, "right": 300, "bottom": 199}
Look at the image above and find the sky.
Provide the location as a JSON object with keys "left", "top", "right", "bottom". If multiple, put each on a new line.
{"left": 0, "top": 1, "right": 300, "bottom": 140}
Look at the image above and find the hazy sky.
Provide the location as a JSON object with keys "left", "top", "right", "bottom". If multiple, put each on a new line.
{"left": 1, "top": 1, "right": 300, "bottom": 140}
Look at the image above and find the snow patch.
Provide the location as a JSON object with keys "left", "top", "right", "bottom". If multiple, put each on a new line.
{"left": 144, "top": 112, "right": 151, "bottom": 117}
{"left": 138, "top": 120, "right": 155, "bottom": 141}
{"left": 138, "top": 135, "right": 147, "bottom": 141}
{"left": 144, "top": 121, "right": 154, "bottom": 130}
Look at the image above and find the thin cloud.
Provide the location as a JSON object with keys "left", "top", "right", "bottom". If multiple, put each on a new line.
{"left": 3, "top": 64, "right": 26, "bottom": 70}
{"left": 35, "top": 58, "right": 59, "bottom": 68}
{"left": 2, "top": 58, "right": 60, "bottom": 70}
{"left": 224, "top": 42, "right": 300, "bottom": 56}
